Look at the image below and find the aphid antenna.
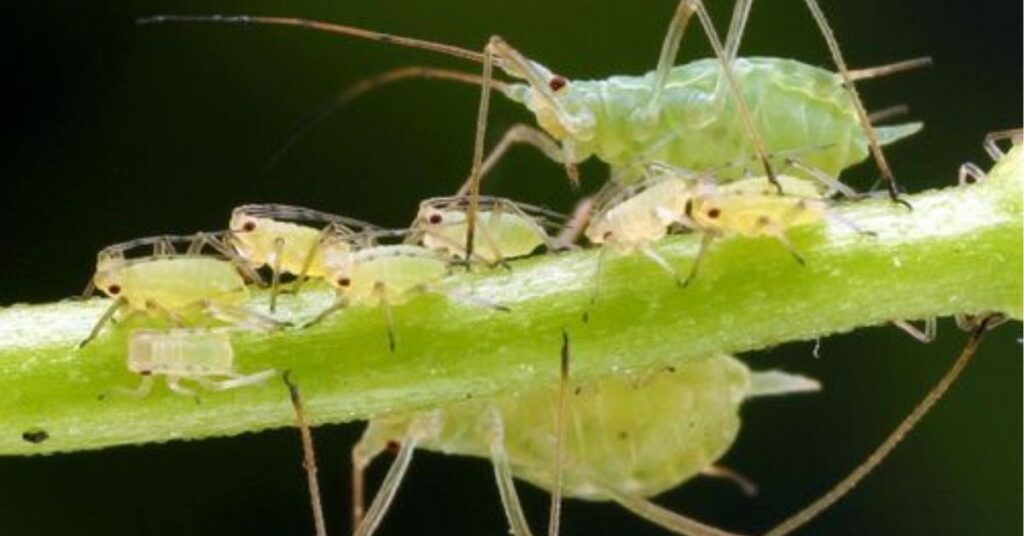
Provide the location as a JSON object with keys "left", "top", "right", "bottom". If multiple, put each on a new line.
{"left": 263, "top": 66, "right": 512, "bottom": 172}
{"left": 763, "top": 314, "right": 1005, "bottom": 536}
{"left": 282, "top": 371, "right": 328, "bottom": 536}
{"left": 866, "top": 104, "right": 910, "bottom": 125}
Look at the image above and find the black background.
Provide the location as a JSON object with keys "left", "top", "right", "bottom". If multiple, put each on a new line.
{"left": 1, "top": 1, "right": 1021, "bottom": 534}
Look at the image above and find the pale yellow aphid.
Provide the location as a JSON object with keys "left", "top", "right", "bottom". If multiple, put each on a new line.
{"left": 351, "top": 337, "right": 820, "bottom": 536}
{"left": 228, "top": 204, "right": 378, "bottom": 311}
{"left": 113, "top": 328, "right": 275, "bottom": 398}
{"left": 309, "top": 229, "right": 505, "bottom": 351}
{"left": 80, "top": 233, "right": 281, "bottom": 348}
{"left": 412, "top": 195, "right": 565, "bottom": 266}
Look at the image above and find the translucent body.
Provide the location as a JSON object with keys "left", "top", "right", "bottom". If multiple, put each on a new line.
{"left": 129, "top": 329, "right": 235, "bottom": 376}
{"left": 362, "top": 355, "right": 792, "bottom": 501}
{"left": 228, "top": 204, "right": 377, "bottom": 280}
{"left": 507, "top": 57, "right": 920, "bottom": 183}
{"left": 585, "top": 177, "right": 695, "bottom": 249}
{"left": 121, "top": 329, "right": 275, "bottom": 397}
{"left": 95, "top": 257, "right": 249, "bottom": 311}
{"left": 688, "top": 175, "right": 828, "bottom": 238}
{"left": 324, "top": 244, "right": 450, "bottom": 306}
{"left": 415, "top": 197, "right": 560, "bottom": 264}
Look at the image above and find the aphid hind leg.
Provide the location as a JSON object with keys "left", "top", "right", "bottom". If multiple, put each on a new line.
{"left": 165, "top": 375, "right": 198, "bottom": 397}
{"left": 983, "top": 128, "right": 1023, "bottom": 161}
{"left": 640, "top": 246, "right": 686, "bottom": 287}
{"left": 764, "top": 315, "right": 1003, "bottom": 536}
{"left": 282, "top": 371, "right": 328, "bottom": 536}
{"left": 268, "top": 237, "right": 285, "bottom": 313}
{"left": 958, "top": 162, "right": 986, "bottom": 186}
{"left": 109, "top": 374, "right": 156, "bottom": 398}
{"left": 649, "top": 0, "right": 779, "bottom": 189}
{"left": 892, "top": 318, "right": 937, "bottom": 343}
{"left": 483, "top": 406, "right": 535, "bottom": 536}
{"left": 200, "top": 301, "right": 289, "bottom": 331}
{"left": 354, "top": 412, "right": 443, "bottom": 536}
{"left": 682, "top": 233, "right": 716, "bottom": 288}
{"left": 302, "top": 297, "right": 350, "bottom": 329}
{"left": 463, "top": 36, "right": 500, "bottom": 268}
{"left": 601, "top": 484, "right": 742, "bottom": 536}
{"left": 196, "top": 369, "right": 276, "bottom": 391}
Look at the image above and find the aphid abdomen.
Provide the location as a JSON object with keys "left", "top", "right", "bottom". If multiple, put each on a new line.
{"left": 237, "top": 219, "right": 328, "bottom": 278}
{"left": 481, "top": 212, "right": 546, "bottom": 259}
{"left": 568, "top": 58, "right": 920, "bottom": 183}
{"left": 122, "top": 258, "right": 249, "bottom": 310}
{"left": 128, "top": 329, "right": 234, "bottom": 377}
{"left": 350, "top": 246, "right": 449, "bottom": 304}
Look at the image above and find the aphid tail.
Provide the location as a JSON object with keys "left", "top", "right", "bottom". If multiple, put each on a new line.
{"left": 747, "top": 370, "right": 821, "bottom": 398}
{"left": 876, "top": 122, "right": 923, "bottom": 146}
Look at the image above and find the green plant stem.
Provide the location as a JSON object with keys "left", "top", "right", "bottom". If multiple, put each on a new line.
{"left": 1, "top": 148, "right": 1021, "bottom": 456}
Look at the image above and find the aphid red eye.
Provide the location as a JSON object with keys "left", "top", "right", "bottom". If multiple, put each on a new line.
{"left": 336, "top": 277, "right": 351, "bottom": 287}
{"left": 107, "top": 284, "right": 122, "bottom": 295}
{"left": 428, "top": 213, "right": 443, "bottom": 224}
{"left": 548, "top": 76, "right": 568, "bottom": 91}
{"left": 386, "top": 440, "right": 401, "bottom": 453}
{"left": 706, "top": 208, "right": 721, "bottom": 219}
{"left": 241, "top": 221, "right": 257, "bottom": 232}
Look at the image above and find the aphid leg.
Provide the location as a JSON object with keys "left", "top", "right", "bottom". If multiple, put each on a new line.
{"left": 682, "top": 233, "right": 715, "bottom": 288}
{"left": 196, "top": 369, "right": 277, "bottom": 391}
{"left": 866, "top": 104, "right": 909, "bottom": 125}
{"left": 958, "top": 162, "right": 987, "bottom": 186}
{"left": 153, "top": 235, "right": 175, "bottom": 256}
{"left": 201, "top": 301, "right": 290, "bottom": 331}
{"left": 846, "top": 57, "right": 934, "bottom": 82}
{"left": 783, "top": 159, "right": 859, "bottom": 199}
{"left": 601, "top": 485, "right": 741, "bottom": 536}
{"left": 764, "top": 314, "right": 1003, "bottom": 536}
{"left": 553, "top": 196, "right": 595, "bottom": 250}
{"left": 455, "top": 124, "right": 575, "bottom": 196}
{"left": 110, "top": 374, "right": 156, "bottom": 398}
{"left": 639, "top": 245, "right": 685, "bottom": 287}
{"left": 483, "top": 405, "right": 535, "bottom": 536}
{"left": 354, "top": 412, "right": 443, "bottom": 536}
{"left": 78, "top": 298, "right": 126, "bottom": 349}
{"left": 302, "top": 298, "right": 350, "bottom": 329}
{"left": 268, "top": 237, "right": 286, "bottom": 313}
{"left": 982, "top": 128, "right": 1023, "bottom": 161}
{"left": 762, "top": 222, "right": 805, "bottom": 266}
{"left": 583, "top": 246, "right": 611, "bottom": 323}
{"left": 373, "top": 282, "right": 398, "bottom": 353}
{"left": 281, "top": 371, "right": 328, "bottom": 536}
{"left": 548, "top": 329, "right": 571, "bottom": 536}
{"left": 650, "top": 0, "right": 778, "bottom": 187}
{"left": 701, "top": 465, "right": 759, "bottom": 497}
{"left": 822, "top": 211, "right": 874, "bottom": 237}
{"left": 799, "top": 0, "right": 905, "bottom": 206}
{"left": 462, "top": 36, "right": 499, "bottom": 268}
{"left": 79, "top": 278, "right": 97, "bottom": 299}
{"left": 892, "top": 318, "right": 937, "bottom": 343}
{"left": 165, "top": 375, "right": 198, "bottom": 397}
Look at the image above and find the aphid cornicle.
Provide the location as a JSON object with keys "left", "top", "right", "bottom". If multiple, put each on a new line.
{"left": 228, "top": 203, "right": 378, "bottom": 311}
{"left": 115, "top": 328, "right": 275, "bottom": 398}
{"left": 351, "top": 345, "right": 820, "bottom": 536}
{"left": 79, "top": 233, "right": 282, "bottom": 348}
{"left": 411, "top": 195, "right": 566, "bottom": 266}
{"left": 307, "top": 229, "right": 506, "bottom": 352}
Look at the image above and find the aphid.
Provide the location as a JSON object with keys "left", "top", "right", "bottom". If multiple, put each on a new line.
{"left": 308, "top": 229, "right": 506, "bottom": 352}
{"left": 228, "top": 204, "right": 378, "bottom": 311}
{"left": 139, "top": 1, "right": 925, "bottom": 262}
{"left": 114, "top": 328, "right": 275, "bottom": 397}
{"left": 79, "top": 232, "right": 282, "bottom": 348}
{"left": 351, "top": 340, "right": 820, "bottom": 536}
{"left": 411, "top": 195, "right": 566, "bottom": 266}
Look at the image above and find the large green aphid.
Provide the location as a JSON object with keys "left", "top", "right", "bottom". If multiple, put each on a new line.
{"left": 349, "top": 351, "right": 819, "bottom": 536}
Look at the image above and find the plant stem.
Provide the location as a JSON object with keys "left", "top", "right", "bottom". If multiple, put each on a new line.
{"left": 1, "top": 148, "right": 1020, "bottom": 456}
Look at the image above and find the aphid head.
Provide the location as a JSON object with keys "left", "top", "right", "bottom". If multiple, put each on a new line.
{"left": 322, "top": 247, "right": 356, "bottom": 294}
{"left": 502, "top": 62, "right": 596, "bottom": 144}
{"left": 417, "top": 205, "right": 462, "bottom": 228}
{"left": 91, "top": 267, "right": 125, "bottom": 300}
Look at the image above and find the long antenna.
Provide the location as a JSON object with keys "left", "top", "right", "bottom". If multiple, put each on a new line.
{"left": 765, "top": 314, "right": 1002, "bottom": 535}
{"left": 138, "top": 15, "right": 485, "bottom": 63}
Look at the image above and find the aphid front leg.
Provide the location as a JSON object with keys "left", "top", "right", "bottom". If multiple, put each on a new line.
{"left": 301, "top": 297, "right": 350, "bottom": 329}
{"left": 109, "top": 374, "right": 156, "bottom": 398}
{"left": 639, "top": 245, "right": 685, "bottom": 287}
{"left": 165, "top": 375, "right": 197, "bottom": 397}
{"left": 982, "top": 128, "right": 1023, "bottom": 161}
{"left": 78, "top": 298, "right": 126, "bottom": 348}
{"left": 482, "top": 405, "right": 534, "bottom": 536}
{"left": 200, "top": 301, "right": 289, "bottom": 331}
{"left": 682, "top": 233, "right": 716, "bottom": 288}
{"left": 958, "top": 162, "right": 987, "bottom": 186}
{"left": 892, "top": 318, "right": 937, "bottom": 343}
{"left": 455, "top": 123, "right": 575, "bottom": 196}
